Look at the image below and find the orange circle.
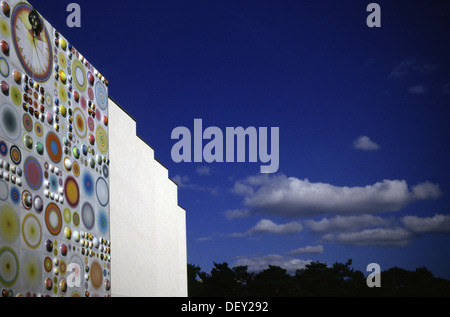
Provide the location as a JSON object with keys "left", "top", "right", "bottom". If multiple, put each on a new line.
{"left": 90, "top": 261, "right": 103, "bottom": 290}
{"left": 45, "top": 132, "right": 62, "bottom": 163}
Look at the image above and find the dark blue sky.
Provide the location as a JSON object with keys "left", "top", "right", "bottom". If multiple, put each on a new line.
{"left": 33, "top": 0, "right": 450, "bottom": 278}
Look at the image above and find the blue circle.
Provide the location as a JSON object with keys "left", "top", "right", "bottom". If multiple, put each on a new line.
{"left": 95, "top": 81, "right": 107, "bottom": 110}
{"left": 102, "top": 164, "right": 108, "bottom": 179}
{"left": 49, "top": 174, "right": 58, "bottom": 192}
{"left": 0, "top": 141, "right": 7, "bottom": 156}
{"left": 10, "top": 187, "right": 20, "bottom": 204}
{"left": 83, "top": 172, "right": 94, "bottom": 196}
{"left": 50, "top": 140, "right": 59, "bottom": 154}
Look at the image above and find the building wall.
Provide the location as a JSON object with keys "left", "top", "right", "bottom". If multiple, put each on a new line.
{"left": 108, "top": 98, "right": 187, "bottom": 297}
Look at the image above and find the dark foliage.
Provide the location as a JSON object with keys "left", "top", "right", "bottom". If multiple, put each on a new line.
{"left": 187, "top": 260, "right": 450, "bottom": 297}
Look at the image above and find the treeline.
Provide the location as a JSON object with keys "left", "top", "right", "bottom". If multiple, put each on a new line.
{"left": 188, "top": 259, "right": 450, "bottom": 297}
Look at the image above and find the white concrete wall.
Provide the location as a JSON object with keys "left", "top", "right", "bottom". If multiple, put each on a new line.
{"left": 108, "top": 98, "right": 187, "bottom": 297}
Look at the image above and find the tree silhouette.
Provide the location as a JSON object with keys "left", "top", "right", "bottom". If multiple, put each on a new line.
{"left": 187, "top": 259, "right": 450, "bottom": 297}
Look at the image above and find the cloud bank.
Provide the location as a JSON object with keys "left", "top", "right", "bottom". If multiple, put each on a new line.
{"left": 229, "top": 174, "right": 441, "bottom": 218}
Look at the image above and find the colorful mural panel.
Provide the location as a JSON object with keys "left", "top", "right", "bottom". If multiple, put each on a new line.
{"left": 0, "top": 0, "right": 110, "bottom": 297}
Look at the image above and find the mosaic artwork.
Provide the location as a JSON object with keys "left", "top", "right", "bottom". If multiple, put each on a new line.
{"left": 0, "top": 0, "right": 110, "bottom": 297}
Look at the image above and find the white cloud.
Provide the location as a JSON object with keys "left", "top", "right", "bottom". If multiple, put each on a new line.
{"left": 389, "top": 58, "right": 415, "bottom": 79}
{"left": 287, "top": 245, "right": 324, "bottom": 255}
{"left": 232, "top": 254, "right": 311, "bottom": 273}
{"left": 232, "top": 174, "right": 442, "bottom": 218}
{"left": 172, "top": 174, "right": 218, "bottom": 195}
{"left": 408, "top": 85, "right": 428, "bottom": 94}
{"left": 305, "top": 215, "right": 392, "bottom": 234}
{"left": 389, "top": 58, "right": 436, "bottom": 79}
{"left": 229, "top": 219, "right": 303, "bottom": 237}
{"left": 223, "top": 208, "right": 251, "bottom": 220}
{"left": 322, "top": 227, "right": 414, "bottom": 247}
{"left": 401, "top": 214, "right": 450, "bottom": 234}
{"left": 353, "top": 136, "right": 380, "bottom": 151}
{"left": 172, "top": 174, "right": 190, "bottom": 187}
{"left": 196, "top": 165, "right": 211, "bottom": 176}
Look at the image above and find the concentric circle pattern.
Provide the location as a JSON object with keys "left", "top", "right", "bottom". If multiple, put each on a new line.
{"left": 95, "top": 126, "right": 108, "bottom": 154}
{"left": 45, "top": 203, "right": 62, "bottom": 236}
{"left": 46, "top": 132, "right": 62, "bottom": 163}
{"left": 64, "top": 176, "right": 80, "bottom": 208}
{"left": 0, "top": 7, "right": 111, "bottom": 296}
{"left": 24, "top": 156, "right": 43, "bottom": 191}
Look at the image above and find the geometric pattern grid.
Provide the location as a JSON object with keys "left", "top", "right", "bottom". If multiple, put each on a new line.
{"left": 0, "top": 0, "right": 110, "bottom": 297}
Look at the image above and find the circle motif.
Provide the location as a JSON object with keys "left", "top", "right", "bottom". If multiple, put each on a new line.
{"left": 45, "top": 132, "right": 62, "bottom": 163}
{"left": 94, "top": 81, "right": 108, "bottom": 110}
{"left": 11, "top": 2, "right": 53, "bottom": 82}
{"left": 98, "top": 210, "right": 108, "bottom": 235}
{"left": 72, "top": 212, "right": 80, "bottom": 227}
{"left": 83, "top": 172, "right": 94, "bottom": 197}
{"left": 73, "top": 108, "right": 86, "bottom": 139}
{"left": 87, "top": 116, "right": 95, "bottom": 132}
{"left": 64, "top": 176, "right": 80, "bottom": 208}
{"left": 21, "top": 252, "right": 42, "bottom": 291}
{"left": 10, "top": 187, "right": 20, "bottom": 204}
{"left": 33, "top": 195, "right": 43, "bottom": 213}
{"left": 0, "top": 204, "right": 20, "bottom": 244}
{"left": 22, "top": 113, "right": 33, "bottom": 132}
{"left": 22, "top": 213, "right": 42, "bottom": 249}
{"left": 95, "top": 177, "right": 109, "bottom": 207}
{"left": 72, "top": 161, "right": 80, "bottom": 177}
{"left": 10, "top": 86, "right": 22, "bottom": 106}
{"left": 45, "top": 203, "right": 62, "bottom": 235}
{"left": 80, "top": 95, "right": 87, "bottom": 110}
{"left": 21, "top": 190, "right": 32, "bottom": 210}
{"left": 58, "top": 52, "right": 67, "bottom": 69}
{"left": 34, "top": 122, "right": 43, "bottom": 137}
{"left": 24, "top": 156, "right": 43, "bottom": 190}
{"left": 44, "top": 256, "right": 52, "bottom": 272}
{"left": 88, "top": 87, "right": 94, "bottom": 101}
{"left": 0, "top": 103, "right": 20, "bottom": 141}
{"left": 102, "top": 164, "right": 108, "bottom": 179}
{"left": 0, "top": 57, "right": 9, "bottom": 78}
{"left": 58, "top": 84, "right": 67, "bottom": 103}
{"left": 0, "top": 247, "right": 19, "bottom": 287}
{"left": 81, "top": 202, "right": 95, "bottom": 230}
{"left": 63, "top": 207, "right": 71, "bottom": 224}
{"left": 72, "top": 59, "right": 86, "bottom": 92}
{"left": 0, "top": 140, "right": 7, "bottom": 156}
{"left": 95, "top": 126, "right": 108, "bottom": 154}
{"left": 90, "top": 261, "right": 103, "bottom": 290}
{"left": 44, "top": 92, "right": 52, "bottom": 108}
{"left": 9, "top": 145, "right": 21, "bottom": 164}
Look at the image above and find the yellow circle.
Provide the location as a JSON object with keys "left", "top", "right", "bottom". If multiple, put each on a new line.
{"left": 0, "top": 19, "right": 9, "bottom": 37}
{"left": 95, "top": 126, "right": 108, "bottom": 154}
{"left": 58, "top": 85, "right": 67, "bottom": 103}
{"left": 0, "top": 205, "right": 20, "bottom": 244}
{"left": 66, "top": 181, "right": 79, "bottom": 203}
{"left": 58, "top": 52, "right": 67, "bottom": 69}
